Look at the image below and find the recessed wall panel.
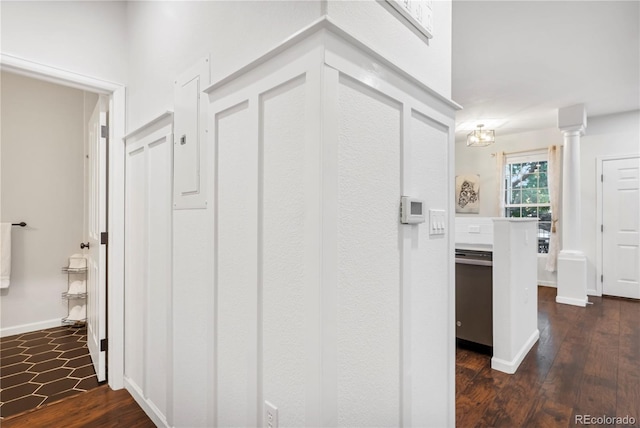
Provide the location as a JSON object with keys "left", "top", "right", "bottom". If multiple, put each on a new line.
{"left": 409, "top": 111, "right": 449, "bottom": 426}
{"left": 262, "top": 76, "right": 307, "bottom": 427}
{"left": 146, "top": 137, "right": 172, "bottom": 416}
{"left": 124, "top": 146, "right": 146, "bottom": 388}
{"left": 124, "top": 119, "right": 173, "bottom": 425}
{"left": 336, "top": 75, "right": 401, "bottom": 427}
{"left": 216, "top": 102, "right": 258, "bottom": 427}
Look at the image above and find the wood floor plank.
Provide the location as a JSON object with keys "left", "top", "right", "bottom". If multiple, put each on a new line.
{"left": 1, "top": 385, "right": 154, "bottom": 428}
{"left": 616, "top": 298, "right": 640, "bottom": 423}
{"left": 574, "top": 374, "right": 618, "bottom": 423}
{"left": 480, "top": 357, "right": 547, "bottom": 427}
{"left": 573, "top": 300, "right": 620, "bottom": 422}
{"left": 539, "top": 304, "right": 597, "bottom": 408}
{"left": 456, "top": 363, "right": 509, "bottom": 428}
{"left": 523, "top": 393, "right": 573, "bottom": 428}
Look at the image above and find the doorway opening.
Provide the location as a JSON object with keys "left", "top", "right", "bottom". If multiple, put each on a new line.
{"left": 0, "top": 71, "right": 105, "bottom": 417}
{"left": 0, "top": 53, "right": 127, "bottom": 396}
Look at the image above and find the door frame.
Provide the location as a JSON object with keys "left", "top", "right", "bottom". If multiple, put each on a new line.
{"left": 595, "top": 153, "right": 640, "bottom": 297}
{"left": 1, "top": 53, "right": 126, "bottom": 390}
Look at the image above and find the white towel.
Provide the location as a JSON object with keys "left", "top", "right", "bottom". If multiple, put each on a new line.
{"left": 0, "top": 223, "right": 11, "bottom": 289}
{"left": 68, "top": 280, "right": 87, "bottom": 294}
{"left": 68, "top": 304, "right": 86, "bottom": 321}
{"left": 69, "top": 254, "right": 87, "bottom": 270}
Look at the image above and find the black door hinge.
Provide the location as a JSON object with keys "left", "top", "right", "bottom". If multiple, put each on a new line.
{"left": 101, "top": 232, "right": 108, "bottom": 245}
{"left": 100, "top": 338, "right": 108, "bottom": 352}
{"left": 101, "top": 125, "right": 108, "bottom": 139}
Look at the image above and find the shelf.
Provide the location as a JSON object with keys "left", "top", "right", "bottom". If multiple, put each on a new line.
{"left": 62, "top": 262, "right": 88, "bottom": 328}
{"left": 61, "top": 317, "right": 86, "bottom": 327}
{"left": 62, "top": 292, "right": 87, "bottom": 300}
{"left": 62, "top": 267, "right": 87, "bottom": 273}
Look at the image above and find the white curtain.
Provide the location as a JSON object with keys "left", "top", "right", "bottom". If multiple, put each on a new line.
{"left": 495, "top": 151, "right": 506, "bottom": 216}
{"left": 546, "top": 145, "right": 561, "bottom": 272}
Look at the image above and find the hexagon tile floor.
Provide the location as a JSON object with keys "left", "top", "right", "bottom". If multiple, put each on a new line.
{"left": 0, "top": 325, "right": 99, "bottom": 419}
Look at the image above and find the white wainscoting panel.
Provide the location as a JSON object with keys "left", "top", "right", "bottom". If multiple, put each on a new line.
{"left": 336, "top": 74, "right": 401, "bottom": 427}
{"left": 215, "top": 101, "right": 257, "bottom": 427}
{"left": 205, "top": 20, "right": 458, "bottom": 428}
{"left": 124, "top": 114, "right": 173, "bottom": 427}
{"left": 262, "top": 76, "right": 309, "bottom": 427}
{"left": 408, "top": 111, "right": 451, "bottom": 426}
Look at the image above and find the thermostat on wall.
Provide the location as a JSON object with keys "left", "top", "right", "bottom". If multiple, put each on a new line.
{"left": 401, "top": 196, "right": 426, "bottom": 224}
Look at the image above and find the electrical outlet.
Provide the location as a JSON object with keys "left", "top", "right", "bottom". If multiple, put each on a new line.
{"left": 468, "top": 225, "right": 481, "bottom": 234}
{"left": 265, "top": 401, "right": 278, "bottom": 428}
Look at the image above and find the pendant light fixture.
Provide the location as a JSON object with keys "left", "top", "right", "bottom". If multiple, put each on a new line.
{"left": 467, "top": 124, "right": 495, "bottom": 147}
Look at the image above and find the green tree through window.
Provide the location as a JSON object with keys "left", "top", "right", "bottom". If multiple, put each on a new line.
{"left": 504, "top": 159, "right": 551, "bottom": 253}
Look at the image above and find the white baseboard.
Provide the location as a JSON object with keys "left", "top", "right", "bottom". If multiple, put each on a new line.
{"left": 124, "top": 377, "right": 169, "bottom": 428}
{"left": 538, "top": 281, "right": 556, "bottom": 288}
{"left": 556, "top": 295, "right": 588, "bottom": 307}
{"left": 0, "top": 318, "right": 62, "bottom": 338}
{"left": 491, "top": 329, "right": 540, "bottom": 374}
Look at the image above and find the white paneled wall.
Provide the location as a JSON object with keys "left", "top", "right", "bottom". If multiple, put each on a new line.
{"left": 212, "top": 73, "right": 318, "bottom": 428}
{"left": 262, "top": 76, "right": 309, "bottom": 427}
{"left": 206, "top": 22, "right": 458, "bottom": 428}
{"left": 215, "top": 101, "right": 257, "bottom": 427}
{"left": 336, "top": 75, "right": 401, "bottom": 427}
{"left": 408, "top": 112, "right": 451, "bottom": 426}
{"left": 124, "top": 115, "right": 173, "bottom": 427}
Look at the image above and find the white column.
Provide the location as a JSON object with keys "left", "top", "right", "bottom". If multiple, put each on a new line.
{"left": 561, "top": 130, "right": 583, "bottom": 250}
{"left": 556, "top": 104, "right": 588, "bottom": 307}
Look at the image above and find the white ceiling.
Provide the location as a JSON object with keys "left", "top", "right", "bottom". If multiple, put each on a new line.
{"left": 452, "top": 0, "right": 640, "bottom": 142}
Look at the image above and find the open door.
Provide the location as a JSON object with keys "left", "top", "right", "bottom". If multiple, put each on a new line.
{"left": 85, "top": 95, "right": 108, "bottom": 381}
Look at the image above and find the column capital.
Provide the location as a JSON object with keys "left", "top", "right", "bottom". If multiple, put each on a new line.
{"left": 558, "top": 104, "right": 587, "bottom": 137}
{"left": 559, "top": 125, "right": 585, "bottom": 138}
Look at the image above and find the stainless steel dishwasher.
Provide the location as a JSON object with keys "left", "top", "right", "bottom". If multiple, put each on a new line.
{"left": 455, "top": 248, "right": 493, "bottom": 351}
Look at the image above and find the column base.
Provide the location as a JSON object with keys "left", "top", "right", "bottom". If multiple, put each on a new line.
{"left": 556, "top": 250, "right": 588, "bottom": 307}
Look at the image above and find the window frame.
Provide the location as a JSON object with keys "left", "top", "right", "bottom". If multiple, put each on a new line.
{"left": 503, "top": 149, "right": 551, "bottom": 253}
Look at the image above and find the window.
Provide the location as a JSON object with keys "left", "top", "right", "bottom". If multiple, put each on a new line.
{"left": 504, "top": 152, "right": 551, "bottom": 253}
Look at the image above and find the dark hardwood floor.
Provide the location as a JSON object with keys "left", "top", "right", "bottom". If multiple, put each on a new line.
{"left": 457, "top": 286, "right": 640, "bottom": 428}
{"left": 1, "top": 384, "right": 154, "bottom": 427}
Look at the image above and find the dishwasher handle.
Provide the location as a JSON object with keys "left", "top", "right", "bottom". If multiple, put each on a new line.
{"left": 455, "top": 258, "right": 493, "bottom": 267}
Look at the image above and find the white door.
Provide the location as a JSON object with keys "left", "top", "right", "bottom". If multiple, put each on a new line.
{"left": 602, "top": 156, "right": 640, "bottom": 299}
{"left": 85, "top": 96, "right": 108, "bottom": 381}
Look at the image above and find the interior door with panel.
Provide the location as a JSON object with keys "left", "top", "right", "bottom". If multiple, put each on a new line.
{"left": 602, "top": 156, "right": 640, "bottom": 299}
{"left": 85, "top": 95, "right": 108, "bottom": 381}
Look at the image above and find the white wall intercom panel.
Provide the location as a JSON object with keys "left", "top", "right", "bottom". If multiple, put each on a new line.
{"left": 401, "top": 196, "right": 426, "bottom": 224}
